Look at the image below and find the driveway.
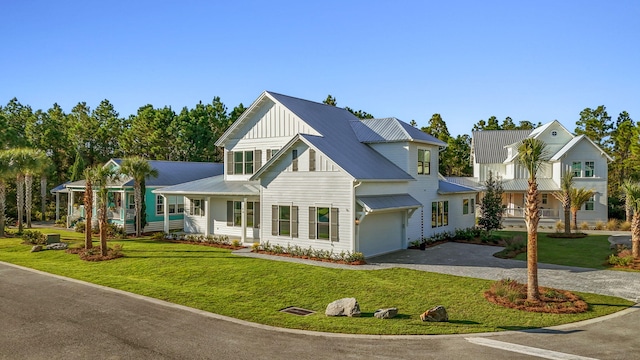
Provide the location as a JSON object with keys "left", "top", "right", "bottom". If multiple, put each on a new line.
{"left": 368, "top": 242, "right": 640, "bottom": 302}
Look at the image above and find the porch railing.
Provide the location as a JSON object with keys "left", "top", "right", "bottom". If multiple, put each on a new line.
{"left": 503, "top": 207, "right": 559, "bottom": 218}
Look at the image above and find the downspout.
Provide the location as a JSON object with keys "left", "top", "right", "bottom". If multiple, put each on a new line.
{"left": 353, "top": 181, "right": 362, "bottom": 253}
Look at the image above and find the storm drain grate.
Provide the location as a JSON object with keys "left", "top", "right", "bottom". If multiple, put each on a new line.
{"left": 279, "top": 306, "right": 315, "bottom": 316}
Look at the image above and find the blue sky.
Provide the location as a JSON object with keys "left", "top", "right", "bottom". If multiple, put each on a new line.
{"left": 2, "top": 0, "right": 639, "bottom": 136}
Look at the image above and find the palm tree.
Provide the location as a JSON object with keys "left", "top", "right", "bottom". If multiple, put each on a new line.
{"left": 24, "top": 151, "right": 49, "bottom": 228}
{"left": 621, "top": 180, "right": 640, "bottom": 259}
{"left": 517, "top": 137, "right": 547, "bottom": 301}
{"left": 0, "top": 151, "right": 13, "bottom": 237}
{"left": 83, "top": 166, "right": 98, "bottom": 249}
{"left": 552, "top": 172, "right": 573, "bottom": 234}
{"left": 95, "top": 166, "right": 118, "bottom": 256}
{"left": 569, "top": 187, "right": 595, "bottom": 230}
{"left": 6, "top": 148, "right": 38, "bottom": 233}
{"left": 119, "top": 157, "right": 158, "bottom": 237}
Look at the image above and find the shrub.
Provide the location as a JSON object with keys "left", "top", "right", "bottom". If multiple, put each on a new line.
{"left": 606, "top": 219, "right": 619, "bottom": 231}
{"left": 608, "top": 249, "right": 634, "bottom": 267}
{"left": 555, "top": 220, "right": 564, "bottom": 232}
{"left": 21, "top": 230, "right": 47, "bottom": 245}
{"left": 619, "top": 221, "right": 632, "bottom": 231}
{"left": 580, "top": 221, "right": 590, "bottom": 230}
{"left": 55, "top": 216, "right": 67, "bottom": 227}
{"left": 231, "top": 239, "right": 241, "bottom": 247}
{"left": 74, "top": 221, "right": 86, "bottom": 233}
{"left": 151, "top": 232, "right": 166, "bottom": 240}
{"left": 593, "top": 220, "right": 605, "bottom": 230}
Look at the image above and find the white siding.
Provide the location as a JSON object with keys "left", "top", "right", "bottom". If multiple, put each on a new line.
{"left": 261, "top": 171, "right": 354, "bottom": 254}
{"left": 209, "top": 197, "right": 260, "bottom": 240}
{"left": 368, "top": 143, "right": 410, "bottom": 172}
{"left": 184, "top": 197, "right": 207, "bottom": 234}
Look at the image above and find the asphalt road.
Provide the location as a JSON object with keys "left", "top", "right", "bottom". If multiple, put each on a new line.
{"left": 1, "top": 262, "right": 639, "bottom": 360}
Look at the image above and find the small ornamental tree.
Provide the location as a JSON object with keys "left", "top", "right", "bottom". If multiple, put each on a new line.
{"left": 479, "top": 171, "right": 505, "bottom": 232}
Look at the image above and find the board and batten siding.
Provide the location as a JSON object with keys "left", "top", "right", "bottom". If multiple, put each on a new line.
{"left": 261, "top": 171, "right": 354, "bottom": 254}
{"left": 236, "top": 100, "right": 321, "bottom": 141}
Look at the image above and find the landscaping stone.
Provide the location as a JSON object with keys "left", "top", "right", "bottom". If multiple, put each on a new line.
{"left": 325, "top": 298, "right": 361, "bottom": 317}
{"left": 420, "top": 305, "right": 448, "bottom": 322}
{"left": 45, "top": 242, "right": 68, "bottom": 250}
{"left": 30, "top": 245, "right": 43, "bottom": 253}
{"left": 374, "top": 307, "right": 398, "bottom": 319}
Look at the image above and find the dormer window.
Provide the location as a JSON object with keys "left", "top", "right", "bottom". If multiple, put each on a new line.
{"left": 418, "top": 149, "right": 431, "bottom": 175}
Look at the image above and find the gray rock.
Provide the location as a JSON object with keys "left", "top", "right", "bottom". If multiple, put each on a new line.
{"left": 45, "top": 242, "right": 68, "bottom": 250}
{"left": 374, "top": 307, "right": 398, "bottom": 319}
{"left": 31, "top": 245, "right": 43, "bottom": 253}
{"left": 325, "top": 298, "right": 361, "bottom": 317}
{"left": 420, "top": 305, "right": 448, "bottom": 322}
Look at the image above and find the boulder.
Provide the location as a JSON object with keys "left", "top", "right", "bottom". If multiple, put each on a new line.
{"left": 374, "top": 307, "right": 398, "bottom": 319}
{"left": 325, "top": 298, "right": 361, "bottom": 317}
{"left": 420, "top": 305, "right": 448, "bottom": 322}
{"left": 30, "top": 245, "right": 43, "bottom": 253}
{"left": 45, "top": 242, "right": 68, "bottom": 250}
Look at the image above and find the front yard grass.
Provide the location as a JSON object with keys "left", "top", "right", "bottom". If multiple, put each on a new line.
{"left": 497, "top": 231, "right": 616, "bottom": 270}
{"left": 0, "top": 228, "right": 633, "bottom": 335}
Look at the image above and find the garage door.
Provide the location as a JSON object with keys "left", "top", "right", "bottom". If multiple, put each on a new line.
{"left": 358, "top": 212, "right": 403, "bottom": 257}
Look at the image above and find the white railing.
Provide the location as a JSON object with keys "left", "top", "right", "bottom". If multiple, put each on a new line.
{"left": 503, "top": 207, "right": 559, "bottom": 218}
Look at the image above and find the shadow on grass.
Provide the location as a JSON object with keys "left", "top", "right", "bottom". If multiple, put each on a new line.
{"left": 448, "top": 320, "right": 481, "bottom": 325}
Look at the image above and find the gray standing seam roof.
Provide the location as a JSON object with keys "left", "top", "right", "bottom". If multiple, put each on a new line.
{"left": 153, "top": 175, "right": 260, "bottom": 195}
{"left": 437, "top": 180, "right": 478, "bottom": 194}
{"left": 112, "top": 159, "right": 224, "bottom": 186}
{"left": 267, "top": 92, "right": 414, "bottom": 181}
{"left": 357, "top": 194, "right": 422, "bottom": 212}
{"left": 353, "top": 118, "right": 446, "bottom": 146}
{"left": 472, "top": 129, "right": 531, "bottom": 164}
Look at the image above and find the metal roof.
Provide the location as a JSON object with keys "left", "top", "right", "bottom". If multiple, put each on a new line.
{"left": 352, "top": 118, "right": 446, "bottom": 146}
{"left": 153, "top": 175, "right": 260, "bottom": 196}
{"left": 357, "top": 194, "right": 422, "bottom": 212}
{"left": 472, "top": 129, "right": 531, "bottom": 164}
{"left": 437, "top": 180, "right": 479, "bottom": 194}
{"left": 501, "top": 178, "right": 560, "bottom": 191}
{"left": 266, "top": 92, "right": 414, "bottom": 181}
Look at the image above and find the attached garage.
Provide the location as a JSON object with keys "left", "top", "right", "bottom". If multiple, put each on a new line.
{"left": 357, "top": 212, "right": 404, "bottom": 257}
{"left": 355, "top": 194, "right": 421, "bottom": 257}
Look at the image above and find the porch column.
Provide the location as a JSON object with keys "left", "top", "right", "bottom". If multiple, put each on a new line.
{"left": 242, "top": 198, "right": 248, "bottom": 243}
{"left": 66, "top": 190, "right": 73, "bottom": 228}
{"left": 163, "top": 195, "right": 169, "bottom": 233}
{"left": 205, "top": 197, "right": 211, "bottom": 235}
{"left": 55, "top": 192, "right": 60, "bottom": 221}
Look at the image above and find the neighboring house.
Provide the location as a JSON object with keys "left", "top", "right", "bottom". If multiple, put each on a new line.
{"left": 451, "top": 120, "right": 611, "bottom": 224}
{"left": 51, "top": 159, "right": 223, "bottom": 233}
{"left": 154, "top": 91, "right": 477, "bottom": 257}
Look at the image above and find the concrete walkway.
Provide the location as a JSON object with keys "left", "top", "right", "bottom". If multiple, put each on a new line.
{"left": 234, "top": 242, "right": 640, "bottom": 302}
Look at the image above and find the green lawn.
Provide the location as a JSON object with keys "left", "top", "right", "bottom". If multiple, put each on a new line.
{"left": 497, "top": 231, "right": 618, "bottom": 270}
{"left": 0, "top": 228, "right": 633, "bottom": 335}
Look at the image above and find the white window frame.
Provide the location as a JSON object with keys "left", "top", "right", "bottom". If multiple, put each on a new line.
{"left": 190, "top": 198, "right": 205, "bottom": 217}
{"left": 584, "top": 161, "right": 595, "bottom": 177}
{"left": 156, "top": 195, "right": 164, "bottom": 215}
{"left": 585, "top": 195, "right": 595, "bottom": 211}
{"left": 572, "top": 161, "right": 582, "bottom": 177}
{"left": 418, "top": 149, "right": 431, "bottom": 175}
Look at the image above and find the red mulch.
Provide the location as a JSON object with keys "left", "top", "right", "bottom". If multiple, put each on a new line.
{"left": 484, "top": 280, "right": 588, "bottom": 314}
{"left": 253, "top": 250, "right": 366, "bottom": 265}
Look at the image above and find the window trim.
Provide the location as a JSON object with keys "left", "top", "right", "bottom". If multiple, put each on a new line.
{"left": 572, "top": 161, "right": 582, "bottom": 177}
{"left": 309, "top": 206, "right": 339, "bottom": 241}
{"left": 585, "top": 195, "right": 595, "bottom": 211}
{"left": 584, "top": 161, "right": 595, "bottom": 177}
{"left": 189, "top": 198, "right": 205, "bottom": 217}
{"left": 418, "top": 148, "right": 431, "bottom": 175}
{"left": 272, "top": 204, "right": 298, "bottom": 237}
{"left": 228, "top": 150, "right": 258, "bottom": 175}
{"left": 156, "top": 195, "right": 164, "bottom": 215}
{"left": 431, "top": 201, "right": 449, "bottom": 228}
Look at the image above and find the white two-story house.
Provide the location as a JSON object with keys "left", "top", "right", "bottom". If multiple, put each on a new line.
{"left": 154, "top": 91, "right": 477, "bottom": 257}
{"left": 462, "top": 120, "right": 611, "bottom": 225}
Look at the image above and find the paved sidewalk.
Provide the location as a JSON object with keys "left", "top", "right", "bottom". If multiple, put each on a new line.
{"left": 234, "top": 242, "right": 640, "bottom": 302}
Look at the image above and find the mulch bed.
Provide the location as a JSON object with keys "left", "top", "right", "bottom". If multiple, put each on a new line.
{"left": 484, "top": 279, "right": 588, "bottom": 314}
{"left": 66, "top": 247, "right": 124, "bottom": 261}
{"left": 547, "top": 232, "right": 588, "bottom": 239}
{"left": 253, "top": 250, "right": 366, "bottom": 265}
{"left": 163, "top": 239, "right": 244, "bottom": 250}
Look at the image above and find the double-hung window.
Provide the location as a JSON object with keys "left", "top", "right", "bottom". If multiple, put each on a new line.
{"left": 226, "top": 201, "right": 260, "bottom": 228}
{"left": 190, "top": 198, "right": 204, "bottom": 217}
{"left": 228, "top": 150, "right": 261, "bottom": 175}
{"left": 572, "top": 162, "right": 582, "bottom": 177}
{"left": 309, "top": 206, "right": 339, "bottom": 241}
{"left": 431, "top": 201, "right": 449, "bottom": 227}
{"left": 584, "top": 161, "right": 595, "bottom": 177}
{"left": 156, "top": 195, "right": 164, "bottom": 215}
{"left": 272, "top": 205, "right": 298, "bottom": 237}
{"left": 585, "top": 195, "right": 595, "bottom": 210}
{"left": 418, "top": 149, "right": 430, "bottom": 175}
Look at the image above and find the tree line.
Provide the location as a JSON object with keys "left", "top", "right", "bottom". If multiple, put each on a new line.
{"left": 1, "top": 95, "right": 637, "bottom": 222}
